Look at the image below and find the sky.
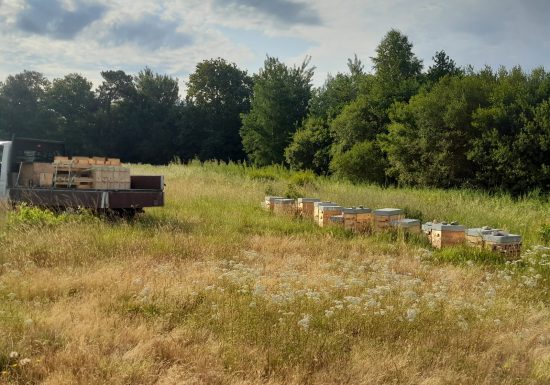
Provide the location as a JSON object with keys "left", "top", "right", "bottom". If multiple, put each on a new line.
{"left": 0, "top": 0, "right": 549, "bottom": 94}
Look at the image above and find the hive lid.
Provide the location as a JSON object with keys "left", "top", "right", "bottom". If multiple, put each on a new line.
{"left": 390, "top": 218, "right": 420, "bottom": 228}
{"left": 265, "top": 195, "right": 284, "bottom": 202}
{"left": 374, "top": 208, "right": 403, "bottom": 216}
{"left": 482, "top": 231, "right": 522, "bottom": 244}
{"left": 273, "top": 198, "right": 295, "bottom": 204}
{"left": 431, "top": 223, "right": 466, "bottom": 232}
{"left": 467, "top": 227, "right": 496, "bottom": 237}
{"left": 314, "top": 201, "right": 336, "bottom": 208}
{"left": 319, "top": 205, "right": 343, "bottom": 212}
{"left": 297, "top": 197, "right": 321, "bottom": 203}
{"left": 421, "top": 222, "right": 433, "bottom": 232}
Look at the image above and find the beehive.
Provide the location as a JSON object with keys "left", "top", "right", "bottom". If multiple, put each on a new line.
{"left": 422, "top": 222, "right": 434, "bottom": 242}
{"left": 297, "top": 198, "right": 321, "bottom": 219}
{"left": 342, "top": 207, "right": 372, "bottom": 233}
{"left": 318, "top": 205, "right": 343, "bottom": 227}
{"left": 329, "top": 214, "right": 344, "bottom": 228}
{"left": 431, "top": 222, "right": 466, "bottom": 249}
{"left": 313, "top": 201, "right": 337, "bottom": 224}
{"left": 264, "top": 196, "right": 284, "bottom": 211}
{"left": 466, "top": 226, "right": 495, "bottom": 247}
{"left": 373, "top": 208, "right": 404, "bottom": 230}
{"left": 390, "top": 218, "right": 421, "bottom": 234}
{"left": 482, "top": 231, "right": 522, "bottom": 259}
{"left": 272, "top": 198, "right": 297, "bottom": 216}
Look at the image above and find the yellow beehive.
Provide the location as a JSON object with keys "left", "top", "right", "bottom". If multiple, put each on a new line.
{"left": 272, "top": 198, "right": 297, "bottom": 217}
{"left": 431, "top": 222, "right": 466, "bottom": 249}
{"left": 297, "top": 198, "right": 321, "bottom": 219}
{"left": 318, "top": 205, "right": 343, "bottom": 227}
{"left": 373, "top": 208, "right": 404, "bottom": 231}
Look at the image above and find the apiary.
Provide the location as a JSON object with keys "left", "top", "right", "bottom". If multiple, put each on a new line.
{"left": 297, "top": 198, "right": 321, "bottom": 219}
{"left": 466, "top": 226, "right": 495, "bottom": 247}
{"left": 422, "top": 222, "right": 433, "bottom": 241}
{"left": 342, "top": 207, "right": 372, "bottom": 233}
{"left": 373, "top": 208, "right": 404, "bottom": 230}
{"left": 431, "top": 222, "right": 466, "bottom": 249}
{"left": 313, "top": 201, "right": 337, "bottom": 223}
{"left": 482, "top": 230, "right": 522, "bottom": 259}
{"left": 318, "top": 205, "right": 343, "bottom": 227}
{"left": 272, "top": 198, "right": 297, "bottom": 217}
{"left": 264, "top": 196, "right": 284, "bottom": 211}
{"left": 390, "top": 218, "right": 421, "bottom": 234}
{"left": 329, "top": 214, "right": 344, "bottom": 228}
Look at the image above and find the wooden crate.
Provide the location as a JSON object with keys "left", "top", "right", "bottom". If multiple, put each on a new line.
{"left": 39, "top": 172, "right": 53, "bottom": 188}
{"left": 466, "top": 227, "right": 495, "bottom": 248}
{"left": 272, "top": 198, "right": 297, "bottom": 217}
{"left": 297, "top": 198, "right": 320, "bottom": 219}
{"left": 390, "top": 218, "right": 421, "bottom": 234}
{"left": 482, "top": 232, "right": 522, "bottom": 260}
{"left": 91, "top": 166, "right": 131, "bottom": 190}
{"left": 373, "top": 208, "right": 404, "bottom": 230}
{"left": 318, "top": 205, "right": 343, "bottom": 227}
{"left": 431, "top": 223, "right": 466, "bottom": 249}
{"left": 313, "top": 202, "right": 337, "bottom": 224}
{"left": 329, "top": 214, "right": 344, "bottom": 228}
{"left": 264, "top": 196, "right": 284, "bottom": 211}
{"left": 19, "top": 163, "right": 55, "bottom": 187}
{"left": 422, "top": 222, "right": 433, "bottom": 242}
{"left": 342, "top": 207, "right": 372, "bottom": 233}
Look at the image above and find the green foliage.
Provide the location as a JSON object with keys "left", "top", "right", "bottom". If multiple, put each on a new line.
{"left": 240, "top": 56, "right": 314, "bottom": 166}
{"left": 330, "top": 141, "right": 387, "bottom": 184}
{"left": 288, "top": 170, "right": 317, "bottom": 188}
{"left": 432, "top": 246, "right": 507, "bottom": 265}
{"left": 539, "top": 224, "right": 550, "bottom": 244}
{"left": 285, "top": 116, "right": 331, "bottom": 174}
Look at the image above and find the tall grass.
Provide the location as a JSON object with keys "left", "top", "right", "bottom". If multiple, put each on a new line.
{"left": 0, "top": 162, "right": 549, "bottom": 384}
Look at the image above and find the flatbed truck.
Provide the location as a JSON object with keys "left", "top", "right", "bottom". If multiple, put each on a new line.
{"left": 0, "top": 138, "right": 164, "bottom": 216}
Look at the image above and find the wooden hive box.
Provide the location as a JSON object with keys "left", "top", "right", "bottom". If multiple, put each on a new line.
{"left": 91, "top": 166, "right": 131, "bottom": 190}
{"left": 264, "top": 196, "right": 284, "bottom": 211}
{"left": 422, "top": 222, "right": 434, "bottom": 242}
{"left": 329, "top": 214, "right": 344, "bottom": 228}
{"left": 390, "top": 218, "right": 421, "bottom": 234}
{"left": 19, "top": 163, "right": 55, "bottom": 187}
{"left": 373, "top": 208, "right": 404, "bottom": 230}
{"left": 342, "top": 207, "right": 372, "bottom": 233}
{"left": 319, "top": 205, "right": 343, "bottom": 227}
{"left": 466, "top": 227, "right": 495, "bottom": 248}
{"left": 431, "top": 223, "right": 466, "bottom": 249}
{"left": 272, "top": 198, "right": 297, "bottom": 217}
{"left": 313, "top": 201, "right": 337, "bottom": 224}
{"left": 297, "top": 198, "right": 321, "bottom": 219}
{"left": 482, "top": 231, "right": 522, "bottom": 260}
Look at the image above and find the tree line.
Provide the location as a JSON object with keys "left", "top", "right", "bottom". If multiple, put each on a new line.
{"left": 1, "top": 29, "right": 549, "bottom": 195}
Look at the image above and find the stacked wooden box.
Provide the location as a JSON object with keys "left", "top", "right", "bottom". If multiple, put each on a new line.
{"left": 422, "top": 222, "right": 434, "bottom": 242}
{"left": 318, "top": 205, "right": 343, "bottom": 227}
{"left": 390, "top": 218, "right": 422, "bottom": 234}
{"left": 91, "top": 166, "right": 131, "bottom": 190}
{"left": 272, "top": 198, "right": 297, "bottom": 217}
{"left": 430, "top": 223, "right": 466, "bottom": 249}
{"left": 373, "top": 208, "right": 404, "bottom": 230}
{"left": 313, "top": 201, "right": 337, "bottom": 224}
{"left": 466, "top": 227, "right": 495, "bottom": 247}
{"left": 18, "top": 163, "right": 55, "bottom": 187}
{"left": 297, "top": 198, "right": 321, "bottom": 219}
{"left": 482, "top": 231, "right": 522, "bottom": 259}
{"left": 328, "top": 215, "right": 344, "bottom": 228}
{"left": 52, "top": 156, "right": 129, "bottom": 190}
{"left": 342, "top": 207, "right": 373, "bottom": 233}
{"left": 264, "top": 196, "right": 284, "bottom": 211}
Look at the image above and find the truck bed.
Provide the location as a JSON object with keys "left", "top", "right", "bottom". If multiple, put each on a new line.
{"left": 8, "top": 187, "right": 164, "bottom": 209}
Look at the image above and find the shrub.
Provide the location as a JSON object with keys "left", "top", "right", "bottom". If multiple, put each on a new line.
{"left": 539, "top": 224, "right": 550, "bottom": 244}
{"left": 330, "top": 141, "right": 387, "bottom": 184}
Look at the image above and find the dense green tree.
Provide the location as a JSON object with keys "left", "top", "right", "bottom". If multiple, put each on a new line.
{"left": 382, "top": 74, "right": 492, "bottom": 187}
{"left": 45, "top": 73, "right": 97, "bottom": 154}
{"left": 330, "top": 140, "right": 387, "bottom": 184}
{"left": 0, "top": 71, "right": 56, "bottom": 139}
{"left": 426, "top": 50, "right": 463, "bottom": 84}
{"left": 285, "top": 116, "right": 331, "bottom": 174}
{"left": 240, "top": 56, "right": 314, "bottom": 166}
{"left": 186, "top": 58, "right": 252, "bottom": 161}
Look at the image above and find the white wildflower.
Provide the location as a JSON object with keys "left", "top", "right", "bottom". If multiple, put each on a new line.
{"left": 325, "top": 310, "right": 334, "bottom": 318}
{"left": 402, "top": 290, "right": 418, "bottom": 301}
{"left": 132, "top": 277, "right": 143, "bottom": 286}
{"left": 9, "top": 351, "right": 18, "bottom": 359}
{"left": 297, "top": 314, "right": 311, "bottom": 330}
{"left": 7, "top": 292, "right": 16, "bottom": 300}
{"left": 253, "top": 284, "right": 266, "bottom": 296}
{"left": 19, "top": 358, "right": 31, "bottom": 366}
{"left": 405, "top": 308, "right": 418, "bottom": 322}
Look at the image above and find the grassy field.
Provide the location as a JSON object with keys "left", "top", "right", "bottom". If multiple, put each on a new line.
{"left": 0, "top": 162, "right": 549, "bottom": 384}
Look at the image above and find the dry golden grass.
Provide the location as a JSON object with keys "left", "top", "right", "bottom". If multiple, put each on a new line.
{"left": 0, "top": 162, "right": 549, "bottom": 384}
